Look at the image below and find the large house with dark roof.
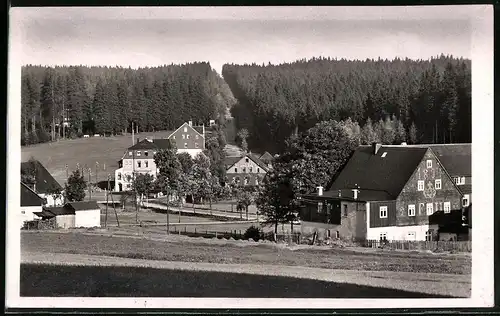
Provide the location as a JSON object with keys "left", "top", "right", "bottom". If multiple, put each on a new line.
{"left": 115, "top": 121, "right": 206, "bottom": 192}
{"left": 21, "top": 160, "right": 64, "bottom": 206}
{"left": 299, "top": 143, "right": 470, "bottom": 242}
{"left": 224, "top": 152, "right": 270, "bottom": 186}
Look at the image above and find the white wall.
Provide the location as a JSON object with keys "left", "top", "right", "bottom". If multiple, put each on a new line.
{"left": 75, "top": 209, "right": 101, "bottom": 228}
{"left": 367, "top": 224, "right": 439, "bottom": 241}
{"left": 39, "top": 193, "right": 64, "bottom": 207}
{"left": 20, "top": 206, "right": 42, "bottom": 227}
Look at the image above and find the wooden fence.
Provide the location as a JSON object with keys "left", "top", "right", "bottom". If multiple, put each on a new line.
{"left": 362, "top": 239, "right": 472, "bottom": 252}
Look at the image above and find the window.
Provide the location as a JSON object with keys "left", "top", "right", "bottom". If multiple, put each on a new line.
{"left": 145, "top": 161, "right": 148, "bottom": 168}
{"left": 231, "top": 177, "right": 236, "bottom": 183}
{"left": 335, "top": 231, "right": 340, "bottom": 239}
{"left": 317, "top": 202, "right": 323, "bottom": 213}
{"left": 381, "top": 152, "right": 387, "bottom": 158}
{"left": 172, "top": 136, "right": 176, "bottom": 140}
{"left": 129, "top": 151, "right": 132, "bottom": 156}
{"left": 144, "top": 151, "right": 148, "bottom": 157}
{"left": 242, "top": 167, "right": 246, "bottom": 173}
{"left": 184, "top": 127, "right": 188, "bottom": 132}
{"left": 463, "top": 194, "right": 470, "bottom": 207}
{"left": 343, "top": 204, "right": 348, "bottom": 217}
{"left": 425, "top": 230, "right": 433, "bottom": 241}
{"left": 234, "top": 168, "right": 238, "bottom": 173}
{"left": 408, "top": 204, "right": 416, "bottom": 216}
{"left": 426, "top": 203, "right": 433, "bottom": 215}
{"left": 195, "top": 143, "right": 199, "bottom": 148}
{"left": 407, "top": 232, "right": 416, "bottom": 240}
{"left": 419, "top": 203, "right": 424, "bottom": 214}
{"left": 249, "top": 167, "right": 253, "bottom": 173}
{"left": 417, "top": 180, "right": 424, "bottom": 191}
{"left": 153, "top": 151, "right": 157, "bottom": 156}
{"left": 426, "top": 160, "right": 432, "bottom": 168}
{"left": 137, "top": 151, "right": 141, "bottom": 156}
{"left": 244, "top": 177, "right": 249, "bottom": 185}
{"left": 257, "top": 168, "right": 260, "bottom": 173}
{"left": 182, "top": 134, "right": 185, "bottom": 139}
{"left": 118, "top": 173, "right": 122, "bottom": 180}
{"left": 444, "top": 202, "right": 451, "bottom": 213}
{"left": 379, "top": 206, "right": 388, "bottom": 218}
{"left": 380, "top": 232, "right": 387, "bottom": 240}
{"left": 435, "top": 179, "right": 441, "bottom": 190}
{"left": 246, "top": 158, "right": 249, "bottom": 163}
{"left": 21, "top": 210, "right": 25, "bottom": 214}
{"left": 455, "top": 177, "right": 466, "bottom": 185}
{"left": 137, "top": 161, "right": 141, "bottom": 168}
{"left": 235, "top": 177, "right": 240, "bottom": 184}
{"left": 461, "top": 177, "right": 465, "bottom": 184}
{"left": 255, "top": 177, "right": 259, "bottom": 186}
{"left": 184, "top": 143, "right": 188, "bottom": 148}
{"left": 195, "top": 135, "right": 199, "bottom": 140}
{"left": 187, "top": 134, "right": 190, "bottom": 139}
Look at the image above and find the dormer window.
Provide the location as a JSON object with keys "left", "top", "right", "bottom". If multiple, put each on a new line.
{"left": 426, "top": 160, "right": 432, "bottom": 168}
{"left": 381, "top": 152, "right": 387, "bottom": 158}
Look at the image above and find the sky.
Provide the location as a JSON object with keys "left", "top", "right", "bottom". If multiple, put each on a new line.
{"left": 11, "top": 6, "right": 475, "bottom": 74}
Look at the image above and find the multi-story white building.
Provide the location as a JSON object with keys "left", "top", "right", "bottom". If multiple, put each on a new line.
{"left": 114, "top": 121, "right": 206, "bottom": 192}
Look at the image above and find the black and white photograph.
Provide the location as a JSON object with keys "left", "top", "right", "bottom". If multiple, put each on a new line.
{"left": 6, "top": 5, "right": 493, "bottom": 310}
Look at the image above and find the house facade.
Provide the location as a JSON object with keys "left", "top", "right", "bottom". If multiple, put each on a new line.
{"left": 225, "top": 153, "right": 269, "bottom": 186}
{"left": 114, "top": 121, "right": 206, "bottom": 192}
{"left": 20, "top": 182, "right": 44, "bottom": 227}
{"left": 299, "top": 143, "right": 469, "bottom": 242}
{"left": 21, "top": 160, "right": 64, "bottom": 206}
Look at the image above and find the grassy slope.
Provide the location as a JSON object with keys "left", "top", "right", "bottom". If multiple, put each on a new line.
{"left": 20, "top": 263, "right": 453, "bottom": 298}
{"left": 21, "top": 131, "right": 172, "bottom": 185}
{"left": 21, "top": 231, "right": 471, "bottom": 275}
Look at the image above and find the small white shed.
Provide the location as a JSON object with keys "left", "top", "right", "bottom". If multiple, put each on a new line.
{"left": 66, "top": 201, "right": 102, "bottom": 228}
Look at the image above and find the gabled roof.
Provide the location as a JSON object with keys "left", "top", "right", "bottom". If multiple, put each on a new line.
{"left": 128, "top": 138, "right": 174, "bottom": 151}
{"left": 21, "top": 160, "right": 62, "bottom": 194}
{"left": 259, "top": 151, "right": 274, "bottom": 163}
{"left": 33, "top": 209, "right": 57, "bottom": 219}
{"left": 224, "top": 153, "right": 269, "bottom": 172}
{"left": 65, "top": 201, "right": 100, "bottom": 211}
{"left": 325, "top": 146, "right": 429, "bottom": 201}
{"left": 21, "top": 182, "right": 44, "bottom": 207}
{"left": 167, "top": 122, "right": 205, "bottom": 139}
{"left": 406, "top": 144, "right": 471, "bottom": 177}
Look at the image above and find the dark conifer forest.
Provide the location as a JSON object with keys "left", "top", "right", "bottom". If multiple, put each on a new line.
{"left": 21, "top": 63, "right": 236, "bottom": 145}
{"left": 222, "top": 55, "right": 471, "bottom": 153}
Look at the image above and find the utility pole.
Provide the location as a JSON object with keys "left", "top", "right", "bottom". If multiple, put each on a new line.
{"left": 65, "top": 164, "right": 68, "bottom": 181}
{"left": 132, "top": 122, "right": 135, "bottom": 146}
{"left": 95, "top": 162, "right": 99, "bottom": 184}
{"left": 88, "top": 168, "right": 92, "bottom": 201}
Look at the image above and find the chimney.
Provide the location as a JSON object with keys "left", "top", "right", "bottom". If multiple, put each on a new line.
{"left": 188, "top": 120, "right": 192, "bottom": 127}
{"left": 316, "top": 186, "right": 324, "bottom": 196}
{"left": 372, "top": 142, "right": 382, "bottom": 155}
{"left": 352, "top": 189, "right": 359, "bottom": 200}
{"left": 401, "top": 142, "right": 407, "bottom": 146}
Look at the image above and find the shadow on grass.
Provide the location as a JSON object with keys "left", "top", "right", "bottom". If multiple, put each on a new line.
{"left": 21, "top": 264, "right": 453, "bottom": 298}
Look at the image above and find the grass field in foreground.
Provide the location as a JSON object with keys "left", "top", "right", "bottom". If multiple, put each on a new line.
{"left": 20, "top": 263, "right": 452, "bottom": 298}
{"left": 21, "top": 231, "right": 471, "bottom": 275}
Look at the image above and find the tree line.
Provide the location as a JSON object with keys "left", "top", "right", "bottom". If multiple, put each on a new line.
{"left": 21, "top": 63, "right": 236, "bottom": 146}
{"left": 222, "top": 55, "right": 471, "bottom": 153}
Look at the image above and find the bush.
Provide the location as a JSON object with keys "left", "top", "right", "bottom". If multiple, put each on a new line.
{"left": 243, "top": 225, "right": 262, "bottom": 242}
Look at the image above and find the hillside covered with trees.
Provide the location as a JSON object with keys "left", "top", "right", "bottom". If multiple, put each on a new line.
{"left": 21, "top": 63, "right": 236, "bottom": 146}
{"left": 222, "top": 55, "right": 471, "bottom": 153}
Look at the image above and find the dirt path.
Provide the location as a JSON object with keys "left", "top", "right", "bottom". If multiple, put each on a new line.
{"left": 21, "top": 252, "right": 470, "bottom": 298}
